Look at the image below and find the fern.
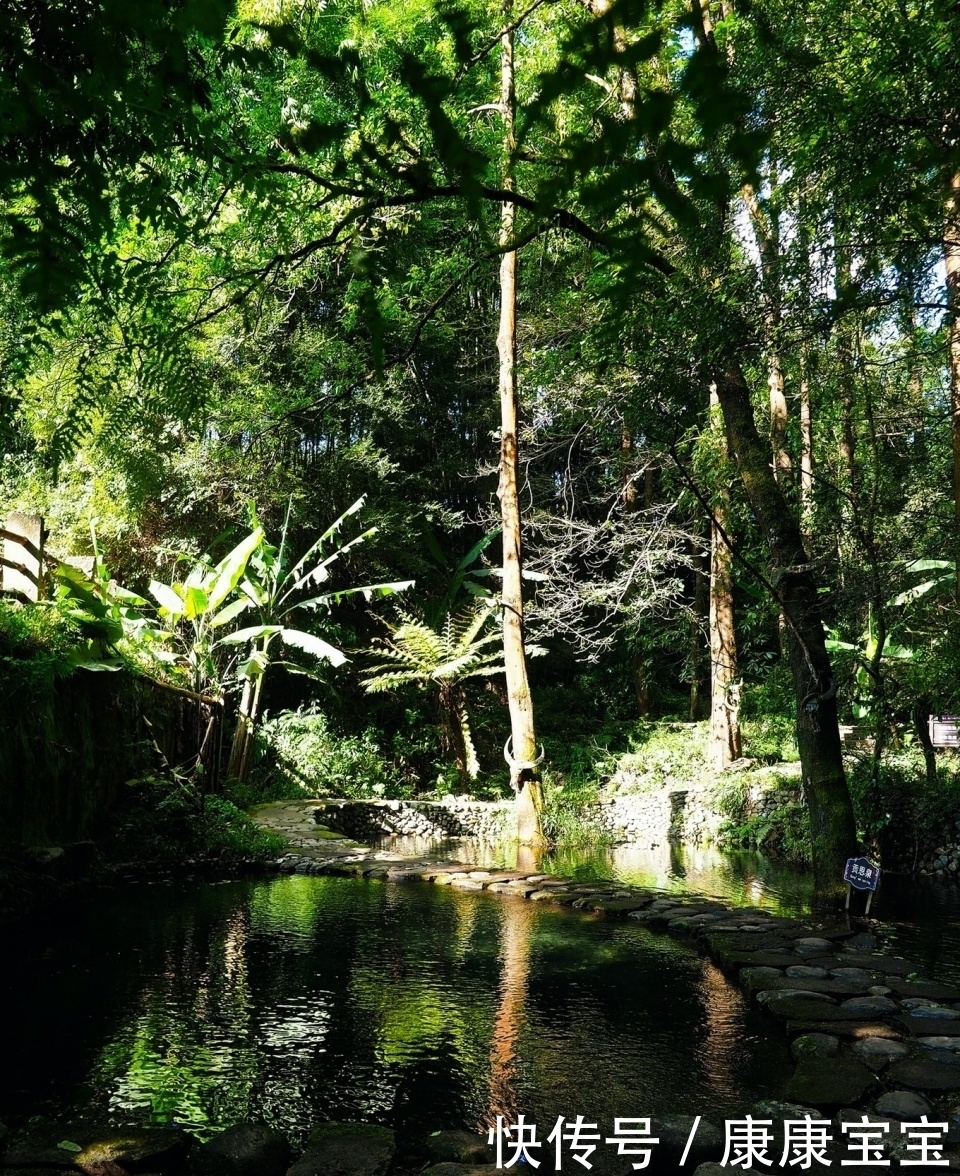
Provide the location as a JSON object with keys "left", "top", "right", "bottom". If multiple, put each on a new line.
{"left": 362, "top": 600, "right": 504, "bottom": 780}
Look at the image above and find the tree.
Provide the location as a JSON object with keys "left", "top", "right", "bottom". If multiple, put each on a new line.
{"left": 362, "top": 600, "right": 506, "bottom": 782}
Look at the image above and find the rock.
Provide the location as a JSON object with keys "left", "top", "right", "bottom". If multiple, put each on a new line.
{"left": 845, "top": 933, "right": 879, "bottom": 952}
{"left": 3, "top": 1127, "right": 187, "bottom": 1171}
{"left": 908, "top": 1005, "right": 960, "bottom": 1019}
{"left": 192, "top": 1124, "right": 291, "bottom": 1176}
{"left": 850, "top": 1038, "right": 909, "bottom": 1065}
{"left": 739, "top": 967, "right": 784, "bottom": 995}
{"left": 897, "top": 1015, "right": 960, "bottom": 1037}
{"left": 764, "top": 996, "right": 869, "bottom": 1021}
{"left": 831, "top": 968, "right": 877, "bottom": 983}
{"left": 875, "top": 1091, "right": 933, "bottom": 1119}
{"left": 919, "top": 1036, "right": 960, "bottom": 1051}
{"left": 21, "top": 846, "right": 65, "bottom": 872}
{"left": 757, "top": 989, "right": 837, "bottom": 1005}
{"left": 785, "top": 1057, "right": 878, "bottom": 1107}
{"left": 786, "top": 966, "right": 828, "bottom": 979}
{"left": 287, "top": 1124, "right": 395, "bottom": 1176}
{"left": 840, "top": 996, "right": 898, "bottom": 1016}
{"left": 792, "top": 1033, "right": 840, "bottom": 1060}
{"left": 867, "top": 987, "right": 892, "bottom": 997}
{"left": 422, "top": 1131, "right": 493, "bottom": 1166}
{"left": 886, "top": 1058, "right": 960, "bottom": 1091}
{"left": 900, "top": 998, "right": 941, "bottom": 1010}
{"left": 794, "top": 937, "right": 833, "bottom": 954}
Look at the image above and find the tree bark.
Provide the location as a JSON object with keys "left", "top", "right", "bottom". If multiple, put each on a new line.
{"left": 945, "top": 170, "right": 960, "bottom": 598}
{"left": 708, "top": 387, "right": 741, "bottom": 769}
{"left": 713, "top": 362, "right": 858, "bottom": 902}
{"left": 799, "top": 353, "right": 814, "bottom": 553}
{"left": 497, "top": 9, "right": 544, "bottom": 846}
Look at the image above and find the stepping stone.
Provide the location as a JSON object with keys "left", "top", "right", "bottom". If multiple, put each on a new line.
{"left": 897, "top": 1015, "right": 960, "bottom": 1037}
{"left": 487, "top": 882, "right": 537, "bottom": 896}
{"left": 795, "top": 937, "right": 833, "bottom": 954}
{"left": 867, "top": 986, "right": 893, "bottom": 997}
{"left": 841, "top": 955, "right": 921, "bottom": 977}
{"left": 288, "top": 1123, "right": 395, "bottom": 1176}
{"left": 918, "top": 1036, "right": 960, "bottom": 1051}
{"left": 792, "top": 1033, "right": 840, "bottom": 1059}
{"left": 765, "top": 997, "right": 869, "bottom": 1021}
{"left": 785, "top": 1057, "right": 877, "bottom": 1108}
{"left": 875, "top": 1091, "right": 933, "bottom": 1120}
{"left": 785, "top": 1021, "right": 900, "bottom": 1040}
{"left": 758, "top": 989, "right": 837, "bottom": 1005}
{"left": 886, "top": 1058, "right": 960, "bottom": 1091}
{"left": 841, "top": 996, "right": 898, "bottom": 1016}
{"left": 831, "top": 967, "right": 878, "bottom": 983}
{"left": 740, "top": 966, "right": 785, "bottom": 995}
{"left": 851, "top": 1037, "right": 910, "bottom": 1065}
{"left": 193, "top": 1124, "right": 290, "bottom": 1176}
{"left": 586, "top": 897, "right": 653, "bottom": 913}
{"left": 647, "top": 1115, "right": 723, "bottom": 1169}
{"left": 907, "top": 1005, "right": 960, "bottom": 1019}
{"left": 787, "top": 965, "right": 828, "bottom": 979}
{"left": 449, "top": 878, "right": 486, "bottom": 889}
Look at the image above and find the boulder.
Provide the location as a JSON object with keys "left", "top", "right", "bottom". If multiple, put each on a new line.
{"left": 192, "top": 1124, "right": 290, "bottom": 1176}
{"left": 287, "top": 1124, "right": 394, "bottom": 1176}
{"left": 3, "top": 1127, "right": 187, "bottom": 1171}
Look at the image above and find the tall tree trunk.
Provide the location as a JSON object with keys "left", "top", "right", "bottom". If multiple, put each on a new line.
{"left": 945, "top": 170, "right": 960, "bottom": 598}
{"left": 497, "top": 10, "right": 544, "bottom": 846}
{"left": 708, "top": 387, "right": 741, "bottom": 769}
{"left": 799, "top": 352, "right": 814, "bottom": 553}
{"left": 713, "top": 363, "right": 858, "bottom": 902}
{"left": 689, "top": 533, "right": 709, "bottom": 721}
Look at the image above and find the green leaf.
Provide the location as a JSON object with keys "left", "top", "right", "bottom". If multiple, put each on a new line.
{"left": 149, "top": 580, "right": 185, "bottom": 616}
{"left": 210, "top": 597, "right": 252, "bottom": 628}
{"left": 279, "top": 627, "right": 348, "bottom": 667}
{"left": 57, "top": 1142, "right": 83, "bottom": 1154}
{"left": 217, "top": 624, "right": 283, "bottom": 645}
{"left": 207, "top": 527, "right": 265, "bottom": 610}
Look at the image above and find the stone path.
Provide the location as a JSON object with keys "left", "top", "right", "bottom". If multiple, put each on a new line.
{"left": 248, "top": 801, "right": 960, "bottom": 1172}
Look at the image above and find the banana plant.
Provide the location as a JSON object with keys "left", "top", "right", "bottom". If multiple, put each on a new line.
{"left": 218, "top": 496, "right": 413, "bottom": 781}
{"left": 147, "top": 527, "right": 265, "bottom": 697}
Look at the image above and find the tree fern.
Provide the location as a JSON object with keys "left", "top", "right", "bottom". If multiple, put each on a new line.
{"left": 363, "top": 600, "right": 504, "bottom": 780}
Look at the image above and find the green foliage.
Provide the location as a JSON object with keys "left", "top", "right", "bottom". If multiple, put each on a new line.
{"left": 246, "top": 704, "right": 412, "bottom": 802}
{"left": 109, "top": 779, "right": 287, "bottom": 863}
{"left": 599, "top": 722, "right": 710, "bottom": 795}
{"left": 0, "top": 598, "right": 80, "bottom": 693}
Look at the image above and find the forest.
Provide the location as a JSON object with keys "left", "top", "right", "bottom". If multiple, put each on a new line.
{"left": 2, "top": 0, "right": 960, "bottom": 906}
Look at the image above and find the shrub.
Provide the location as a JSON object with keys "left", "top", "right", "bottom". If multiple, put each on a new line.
{"left": 244, "top": 704, "right": 412, "bottom": 802}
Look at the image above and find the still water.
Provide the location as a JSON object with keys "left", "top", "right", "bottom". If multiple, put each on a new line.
{"left": 1, "top": 874, "right": 792, "bottom": 1144}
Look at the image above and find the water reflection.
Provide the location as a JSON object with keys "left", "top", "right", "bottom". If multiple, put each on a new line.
{"left": 0, "top": 876, "right": 792, "bottom": 1142}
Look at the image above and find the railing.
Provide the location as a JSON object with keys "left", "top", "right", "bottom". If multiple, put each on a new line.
{"left": 0, "top": 512, "right": 48, "bottom": 601}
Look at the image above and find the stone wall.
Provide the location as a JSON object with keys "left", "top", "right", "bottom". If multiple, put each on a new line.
{"left": 587, "top": 774, "right": 802, "bottom": 849}
{"left": 1, "top": 669, "right": 197, "bottom": 846}
{"left": 316, "top": 797, "right": 514, "bottom": 841}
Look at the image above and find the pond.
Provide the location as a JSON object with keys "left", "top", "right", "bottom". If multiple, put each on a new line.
{"left": 1, "top": 874, "right": 793, "bottom": 1146}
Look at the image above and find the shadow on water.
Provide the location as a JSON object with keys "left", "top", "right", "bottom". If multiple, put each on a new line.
{"left": 0, "top": 875, "right": 792, "bottom": 1144}
{"left": 380, "top": 833, "right": 960, "bottom": 984}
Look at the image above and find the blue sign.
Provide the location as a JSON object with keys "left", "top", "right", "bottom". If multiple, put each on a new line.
{"left": 844, "top": 857, "right": 880, "bottom": 891}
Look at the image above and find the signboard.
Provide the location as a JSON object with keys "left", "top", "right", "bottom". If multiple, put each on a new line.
{"left": 929, "top": 716, "right": 960, "bottom": 748}
{"left": 844, "top": 857, "right": 880, "bottom": 892}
